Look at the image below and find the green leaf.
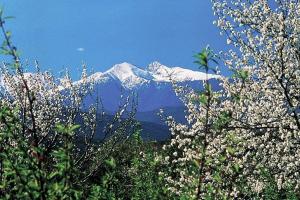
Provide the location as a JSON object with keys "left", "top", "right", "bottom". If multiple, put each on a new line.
{"left": 3, "top": 16, "right": 15, "bottom": 20}
{"left": 28, "top": 180, "right": 39, "bottom": 190}
{"left": 105, "top": 157, "right": 116, "bottom": 169}
{"left": 194, "top": 46, "right": 219, "bottom": 74}
{"left": 205, "top": 158, "right": 212, "bottom": 165}
{"left": 55, "top": 123, "right": 80, "bottom": 135}
{"left": 55, "top": 123, "right": 66, "bottom": 133}
{"left": 233, "top": 69, "right": 249, "bottom": 81}
{"left": 48, "top": 172, "right": 58, "bottom": 180}
{"left": 213, "top": 111, "right": 232, "bottom": 130}
{"left": 1, "top": 40, "right": 7, "bottom": 48}
{"left": 5, "top": 31, "right": 11, "bottom": 38}
{"left": 219, "top": 155, "right": 226, "bottom": 162}
{"left": 213, "top": 172, "right": 222, "bottom": 183}
{"left": 232, "top": 94, "right": 241, "bottom": 102}
{"left": 0, "top": 49, "right": 11, "bottom": 55}
{"left": 226, "top": 146, "right": 235, "bottom": 155}
{"left": 199, "top": 93, "right": 208, "bottom": 105}
{"left": 193, "top": 159, "right": 200, "bottom": 168}
{"left": 204, "top": 83, "right": 212, "bottom": 93}
{"left": 233, "top": 163, "right": 240, "bottom": 173}
{"left": 69, "top": 124, "right": 80, "bottom": 132}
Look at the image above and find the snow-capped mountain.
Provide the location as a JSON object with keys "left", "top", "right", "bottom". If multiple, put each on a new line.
{"left": 76, "top": 61, "right": 219, "bottom": 88}
{"left": 147, "top": 61, "right": 219, "bottom": 82}
{"left": 77, "top": 61, "right": 220, "bottom": 112}
{"left": 0, "top": 62, "right": 220, "bottom": 139}
{"left": 0, "top": 61, "right": 220, "bottom": 112}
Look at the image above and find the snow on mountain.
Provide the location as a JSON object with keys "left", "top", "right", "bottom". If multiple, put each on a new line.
{"left": 76, "top": 61, "right": 220, "bottom": 112}
{"left": 0, "top": 72, "right": 44, "bottom": 89}
{"left": 104, "top": 62, "right": 153, "bottom": 88}
{"left": 0, "top": 62, "right": 220, "bottom": 112}
{"left": 147, "top": 61, "right": 219, "bottom": 82}
{"left": 78, "top": 61, "right": 220, "bottom": 89}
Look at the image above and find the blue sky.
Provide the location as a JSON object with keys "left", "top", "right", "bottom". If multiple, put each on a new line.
{"left": 1, "top": 0, "right": 228, "bottom": 79}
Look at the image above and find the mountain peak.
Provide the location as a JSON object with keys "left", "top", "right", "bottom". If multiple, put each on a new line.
{"left": 105, "top": 62, "right": 153, "bottom": 88}
{"left": 109, "top": 62, "right": 137, "bottom": 72}
{"left": 147, "top": 61, "right": 169, "bottom": 72}
{"left": 75, "top": 61, "right": 220, "bottom": 89}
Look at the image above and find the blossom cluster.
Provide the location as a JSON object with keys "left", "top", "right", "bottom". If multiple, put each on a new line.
{"left": 0, "top": 63, "right": 138, "bottom": 182}
{"left": 161, "top": 0, "right": 300, "bottom": 198}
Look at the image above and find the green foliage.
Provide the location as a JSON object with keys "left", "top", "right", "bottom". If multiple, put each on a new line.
{"left": 1, "top": 102, "right": 299, "bottom": 199}
{"left": 232, "top": 69, "right": 249, "bottom": 82}
{"left": 213, "top": 111, "right": 232, "bottom": 130}
{"left": 194, "top": 45, "right": 219, "bottom": 73}
{"left": 0, "top": 7, "right": 20, "bottom": 68}
{"left": 88, "top": 128, "right": 168, "bottom": 199}
{"left": 0, "top": 106, "right": 83, "bottom": 199}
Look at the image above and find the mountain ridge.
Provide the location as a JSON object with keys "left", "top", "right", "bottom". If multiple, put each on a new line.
{"left": 0, "top": 61, "right": 220, "bottom": 112}
{"left": 75, "top": 61, "right": 220, "bottom": 112}
{"left": 0, "top": 62, "right": 220, "bottom": 140}
{"left": 75, "top": 61, "right": 220, "bottom": 89}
